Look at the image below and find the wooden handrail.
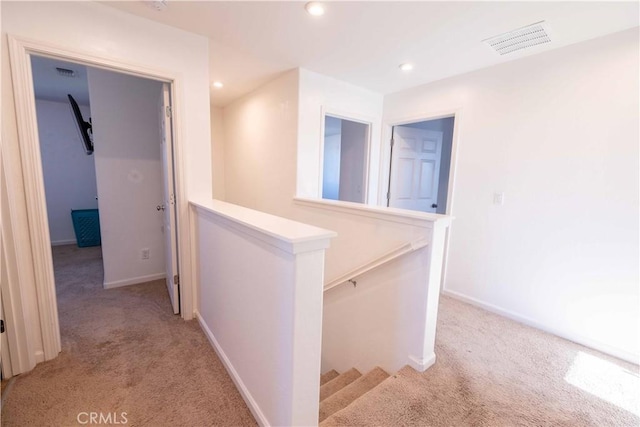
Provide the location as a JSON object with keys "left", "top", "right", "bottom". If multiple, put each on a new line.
{"left": 323, "top": 239, "right": 429, "bottom": 291}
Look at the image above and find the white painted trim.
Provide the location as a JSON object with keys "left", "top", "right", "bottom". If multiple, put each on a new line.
{"left": 444, "top": 110, "right": 463, "bottom": 217}
{"left": 381, "top": 109, "right": 463, "bottom": 300}
{"left": 50, "top": 239, "right": 76, "bottom": 247}
{"left": 439, "top": 110, "right": 463, "bottom": 293}
{"left": 0, "top": 209, "right": 37, "bottom": 374}
{"left": 442, "top": 289, "right": 640, "bottom": 365}
{"left": 191, "top": 199, "right": 336, "bottom": 255}
{"left": 103, "top": 273, "right": 166, "bottom": 290}
{"left": 0, "top": 378, "right": 17, "bottom": 406}
{"left": 0, "top": 291, "right": 14, "bottom": 379}
{"left": 408, "top": 353, "right": 436, "bottom": 372}
{"left": 5, "top": 35, "right": 194, "bottom": 371}
{"left": 294, "top": 196, "right": 453, "bottom": 228}
{"left": 10, "top": 36, "right": 174, "bottom": 84}
{"left": 167, "top": 78, "right": 193, "bottom": 321}
{"left": 8, "top": 35, "right": 61, "bottom": 362}
{"left": 196, "top": 312, "right": 268, "bottom": 427}
{"left": 188, "top": 204, "right": 200, "bottom": 318}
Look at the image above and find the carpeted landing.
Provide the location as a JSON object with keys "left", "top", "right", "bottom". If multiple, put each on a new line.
{"left": 1, "top": 245, "right": 256, "bottom": 426}
{"left": 2, "top": 245, "right": 639, "bottom": 426}
{"left": 320, "top": 296, "right": 640, "bottom": 426}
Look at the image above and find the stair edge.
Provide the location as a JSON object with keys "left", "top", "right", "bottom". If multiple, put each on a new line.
{"left": 319, "top": 367, "right": 389, "bottom": 422}
{"left": 319, "top": 368, "right": 362, "bottom": 402}
{"left": 319, "top": 368, "right": 395, "bottom": 426}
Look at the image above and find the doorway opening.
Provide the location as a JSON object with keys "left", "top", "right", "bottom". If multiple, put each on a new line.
{"left": 28, "top": 54, "right": 180, "bottom": 338}
{"left": 30, "top": 55, "right": 180, "bottom": 313}
{"left": 4, "top": 36, "right": 193, "bottom": 374}
{"left": 30, "top": 56, "right": 106, "bottom": 311}
{"left": 387, "top": 116, "right": 455, "bottom": 214}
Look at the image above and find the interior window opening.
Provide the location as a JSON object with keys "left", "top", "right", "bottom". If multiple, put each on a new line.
{"left": 321, "top": 115, "right": 371, "bottom": 204}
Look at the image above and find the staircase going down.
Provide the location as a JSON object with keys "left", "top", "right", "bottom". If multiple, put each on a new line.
{"left": 318, "top": 367, "right": 390, "bottom": 424}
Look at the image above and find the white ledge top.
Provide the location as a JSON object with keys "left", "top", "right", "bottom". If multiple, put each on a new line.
{"left": 294, "top": 197, "right": 454, "bottom": 227}
{"left": 190, "top": 198, "right": 337, "bottom": 254}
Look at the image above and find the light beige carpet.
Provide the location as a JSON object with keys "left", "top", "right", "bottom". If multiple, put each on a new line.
{"left": 322, "top": 295, "right": 640, "bottom": 426}
{"left": 3, "top": 244, "right": 638, "bottom": 426}
{"left": 1, "top": 244, "right": 256, "bottom": 426}
{"left": 319, "top": 367, "right": 389, "bottom": 422}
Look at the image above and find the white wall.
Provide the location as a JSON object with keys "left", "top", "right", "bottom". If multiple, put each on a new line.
{"left": 225, "top": 68, "right": 425, "bottom": 279}
{"left": 338, "top": 119, "right": 368, "bottom": 203}
{"left": 35, "top": 99, "right": 98, "bottom": 245}
{"left": 193, "top": 199, "right": 333, "bottom": 427}
{"left": 223, "top": 68, "right": 453, "bottom": 373}
{"left": 1, "top": 1, "right": 210, "bottom": 368}
{"left": 211, "top": 106, "right": 226, "bottom": 200}
{"left": 317, "top": 209, "right": 450, "bottom": 374}
{"left": 223, "top": 69, "right": 300, "bottom": 217}
{"left": 88, "top": 68, "right": 165, "bottom": 288}
{"left": 384, "top": 28, "right": 640, "bottom": 363}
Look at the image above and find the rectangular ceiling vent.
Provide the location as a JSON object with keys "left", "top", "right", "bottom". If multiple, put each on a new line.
{"left": 484, "top": 21, "right": 551, "bottom": 56}
{"left": 55, "top": 67, "right": 76, "bottom": 78}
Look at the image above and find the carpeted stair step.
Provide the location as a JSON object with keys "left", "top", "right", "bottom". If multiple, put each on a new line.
{"left": 320, "top": 368, "right": 362, "bottom": 401}
{"left": 319, "top": 367, "right": 389, "bottom": 422}
{"left": 320, "top": 369, "right": 340, "bottom": 385}
{"left": 320, "top": 365, "right": 412, "bottom": 427}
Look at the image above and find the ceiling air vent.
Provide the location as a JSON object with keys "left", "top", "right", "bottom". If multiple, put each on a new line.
{"left": 55, "top": 67, "right": 76, "bottom": 78}
{"left": 147, "top": 0, "right": 168, "bottom": 12}
{"left": 484, "top": 21, "right": 551, "bottom": 55}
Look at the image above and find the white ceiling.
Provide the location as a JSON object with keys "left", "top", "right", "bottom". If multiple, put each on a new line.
{"left": 104, "top": 1, "right": 638, "bottom": 107}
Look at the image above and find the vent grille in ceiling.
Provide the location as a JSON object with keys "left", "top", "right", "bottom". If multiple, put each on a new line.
{"left": 484, "top": 21, "right": 551, "bottom": 55}
{"left": 147, "top": 0, "right": 168, "bottom": 11}
{"left": 55, "top": 67, "right": 76, "bottom": 77}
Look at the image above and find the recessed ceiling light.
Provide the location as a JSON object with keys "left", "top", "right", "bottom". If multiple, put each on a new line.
{"left": 212, "top": 81, "right": 224, "bottom": 89}
{"left": 305, "top": 2, "right": 325, "bottom": 16}
{"left": 399, "top": 63, "right": 414, "bottom": 72}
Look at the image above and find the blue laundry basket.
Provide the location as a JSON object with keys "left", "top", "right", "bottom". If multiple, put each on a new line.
{"left": 71, "top": 209, "right": 101, "bottom": 247}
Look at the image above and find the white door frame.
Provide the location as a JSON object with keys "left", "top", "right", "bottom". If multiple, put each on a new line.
{"left": 5, "top": 35, "right": 193, "bottom": 367}
{"left": 380, "top": 109, "right": 463, "bottom": 290}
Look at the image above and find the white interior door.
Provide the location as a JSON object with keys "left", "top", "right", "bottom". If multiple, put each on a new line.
{"left": 389, "top": 126, "right": 443, "bottom": 213}
{"left": 160, "top": 84, "right": 179, "bottom": 314}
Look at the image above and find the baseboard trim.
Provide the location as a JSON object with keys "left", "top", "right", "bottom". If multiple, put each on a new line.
{"left": 1, "top": 377, "right": 17, "bottom": 408}
{"left": 51, "top": 239, "right": 76, "bottom": 246}
{"left": 196, "top": 311, "right": 268, "bottom": 427}
{"left": 442, "top": 289, "right": 639, "bottom": 365}
{"left": 103, "top": 273, "right": 166, "bottom": 289}
{"left": 408, "top": 353, "right": 436, "bottom": 372}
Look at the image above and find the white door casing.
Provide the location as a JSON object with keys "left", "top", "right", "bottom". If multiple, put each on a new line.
{"left": 5, "top": 35, "right": 193, "bottom": 374}
{"left": 389, "top": 126, "right": 443, "bottom": 213}
{"left": 160, "top": 84, "right": 180, "bottom": 315}
{"left": 1, "top": 289, "right": 12, "bottom": 379}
